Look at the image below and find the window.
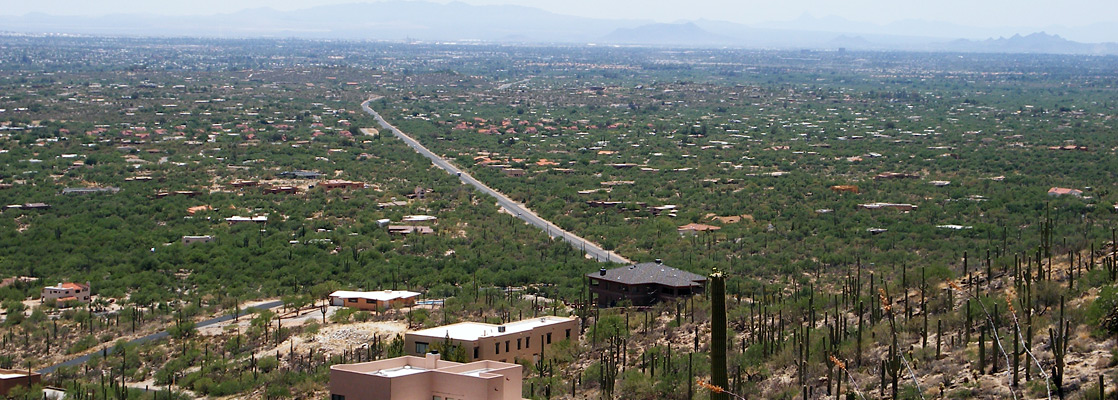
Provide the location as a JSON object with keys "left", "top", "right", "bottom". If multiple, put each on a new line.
{"left": 331, "top": 395, "right": 346, "bottom": 400}
{"left": 347, "top": 298, "right": 357, "bottom": 303}
{"left": 517, "top": 338, "right": 522, "bottom": 349}
{"left": 415, "top": 342, "right": 428, "bottom": 354}
{"left": 590, "top": 280, "right": 599, "bottom": 286}
{"left": 526, "top": 337, "right": 531, "bottom": 348}
{"left": 473, "top": 347, "right": 479, "bottom": 359}
{"left": 566, "top": 329, "right": 571, "bottom": 339}
{"left": 495, "top": 342, "right": 500, "bottom": 354}
{"left": 433, "top": 397, "right": 442, "bottom": 400}
{"left": 505, "top": 341, "right": 510, "bottom": 352}
{"left": 365, "top": 299, "right": 375, "bottom": 304}
{"left": 547, "top": 333, "right": 552, "bottom": 344}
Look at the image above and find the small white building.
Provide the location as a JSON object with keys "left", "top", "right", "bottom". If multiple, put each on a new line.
{"left": 181, "top": 235, "right": 214, "bottom": 245}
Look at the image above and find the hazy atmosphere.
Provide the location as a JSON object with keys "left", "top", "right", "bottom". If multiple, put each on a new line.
{"left": 4, "top": 0, "right": 1118, "bottom": 39}
{"left": 5, "top": 0, "right": 1118, "bottom": 396}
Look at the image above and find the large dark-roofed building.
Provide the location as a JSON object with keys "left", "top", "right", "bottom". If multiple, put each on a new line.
{"left": 587, "top": 260, "right": 707, "bottom": 307}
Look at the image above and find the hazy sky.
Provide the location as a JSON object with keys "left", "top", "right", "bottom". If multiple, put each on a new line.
{"left": 3, "top": 0, "right": 1115, "bottom": 29}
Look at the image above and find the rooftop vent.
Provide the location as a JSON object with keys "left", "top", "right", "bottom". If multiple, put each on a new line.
{"left": 655, "top": 258, "right": 662, "bottom": 264}
{"left": 498, "top": 326, "right": 506, "bottom": 333}
{"left": 599, "top": 267, "right": 607, "bottom": 276}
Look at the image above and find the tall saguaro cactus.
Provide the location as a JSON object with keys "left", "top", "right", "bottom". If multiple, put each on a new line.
{"left": 710, "top": 269, "right": 729, "bottom": 400}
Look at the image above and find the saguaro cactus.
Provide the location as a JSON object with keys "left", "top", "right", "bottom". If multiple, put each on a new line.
{"left": 710, "top": 269, "right": 729, "bottom": 400}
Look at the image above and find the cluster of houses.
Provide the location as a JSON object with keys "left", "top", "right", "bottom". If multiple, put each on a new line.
{"left": 325, "top": 290, "right": 579, "bottom": 400}
{"left": 326, "top": 260, "right": 705, "bottom": 399}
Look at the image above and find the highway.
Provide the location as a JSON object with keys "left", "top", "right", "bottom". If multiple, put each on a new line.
{"left": 38, "top": 300, "right": 283, "bottom": 374}
{"left": 361, "top": 98, "right": 631, "bottom": 265}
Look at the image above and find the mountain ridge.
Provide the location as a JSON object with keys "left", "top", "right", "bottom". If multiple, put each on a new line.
{"left": 2, "top": 1, "right": 1117, "bottom": 54}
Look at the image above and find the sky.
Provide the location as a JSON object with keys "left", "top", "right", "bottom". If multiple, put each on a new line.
{"left": 2, "top": 0, "right": 1116, "bottom": 32}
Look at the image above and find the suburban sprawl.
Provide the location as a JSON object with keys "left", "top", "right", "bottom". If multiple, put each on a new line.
{"left": 0, "top": 34, "right": 1117, "bottom": 399}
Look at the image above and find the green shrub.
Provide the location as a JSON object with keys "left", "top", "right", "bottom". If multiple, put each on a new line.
{"left": 1086, "top": 285, "right": 1118, "bottom": 336}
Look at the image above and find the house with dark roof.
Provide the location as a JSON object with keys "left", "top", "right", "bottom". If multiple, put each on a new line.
{"left": 587, "top": 260, "right": 707, "bottom": 307}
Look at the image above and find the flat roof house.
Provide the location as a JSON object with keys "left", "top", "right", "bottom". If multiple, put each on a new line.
{"left": 321, "top": 180, "right": 365, "bottom": 190}
{"left": 329, "top": 353, "right": 523, "bottom": 400}
{"left": 677, "top": 223, "right": 721, "bottom": 236}
{"left": 587, "top": 260, "right": 707, "bottom": 307}
{"left": 387, "top": 225, "right": 434, "bottom": 235}
{"left": 0, "top": 369, "right": 41, "bottom": 396}
{"left": 329, "top": 290, "right": 421, "bottom": 311}
{"left": 182, "top": 235, "right": 214, "bottom": 245}
{"left": 405, "top": 316, "right": 578, "bottom": 363}
{"left": 279, "top": 170, "right": 323, "bottom": 179}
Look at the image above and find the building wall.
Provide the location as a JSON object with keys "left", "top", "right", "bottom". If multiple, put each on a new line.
{"left": 332, "top": 296, "right": 417, "bottom": 312}
{"left": 589, "top": 278, "right": 704, "bottom": 307}
{"left": 405, "top": 318, "right": 579, "bottom": 363}
{"left": 432, "top": 361, "right": 523, "bottom": 400}
{"left": 41, "top": 285, "right": 90, "bottom": 303}
{"left": 329, "top": 367, "right": 397, "bottom": 400}
{"left": 0, "top": 371, "right": 41, "bottom": 396}
{"left": 329, "top": 357, "right": 522, "bottom": 400}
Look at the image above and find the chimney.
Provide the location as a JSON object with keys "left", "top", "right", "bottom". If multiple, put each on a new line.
{"left": 655, "top": 259, "right": 662, "bottom": 265}
{"left": 425, "top": 351, "right": 441, "bottom": 369}
{"left": 599, "top": 267, "right": 607, "bottom": 276}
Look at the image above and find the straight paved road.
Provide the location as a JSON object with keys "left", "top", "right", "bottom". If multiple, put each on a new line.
{"left": 361, "top": 98, "right": 631, "bottom": 265}
{"left": 39, "top": 300, "right": 283, "bottom": 374}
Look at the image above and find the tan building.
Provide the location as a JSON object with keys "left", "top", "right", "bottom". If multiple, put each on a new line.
{"left": 41, "top": 282, "right": 91, "bottom": 304}
{"left": 405, "top": 316, "right": 578, "bottom": 363}
{"left": 329, "top": 353, "right": 523, "bottom": 400}
{"left": 329, "top": 290, "right": 421, "bottom": 311}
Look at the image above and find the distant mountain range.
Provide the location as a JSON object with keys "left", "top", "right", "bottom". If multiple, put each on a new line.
{"left": 2, "top": 1, "right": 1117, "bottom": 55}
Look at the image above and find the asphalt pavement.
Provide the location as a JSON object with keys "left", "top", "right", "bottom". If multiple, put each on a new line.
{"left": 361, "top": 98, "right": 631, "bottom": 265}
{"left": 38, "top": 300, "right": 283, "bottom": 374}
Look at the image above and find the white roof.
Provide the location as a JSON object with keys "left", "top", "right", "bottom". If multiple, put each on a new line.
{"left": 330, "top": 290, "right": 421, "bottom": 301}
{"left": 409, "top": 316, "right": 573, "bottom": 341}
{"left": 226, "top": 216, "right": 268, "bottom": 222}
{"left": 373, "top": 365, "right": 427, "bottom": 377}
{"left": 402, "top": 215, "right": 437, "bottom": 222}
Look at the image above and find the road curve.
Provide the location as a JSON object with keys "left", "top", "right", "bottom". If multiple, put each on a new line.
{"left": 361, "top": 98, "right": 631, "bottom": 265}
{"left": 39, "top": 300, "right": 284, "bottom": 374}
